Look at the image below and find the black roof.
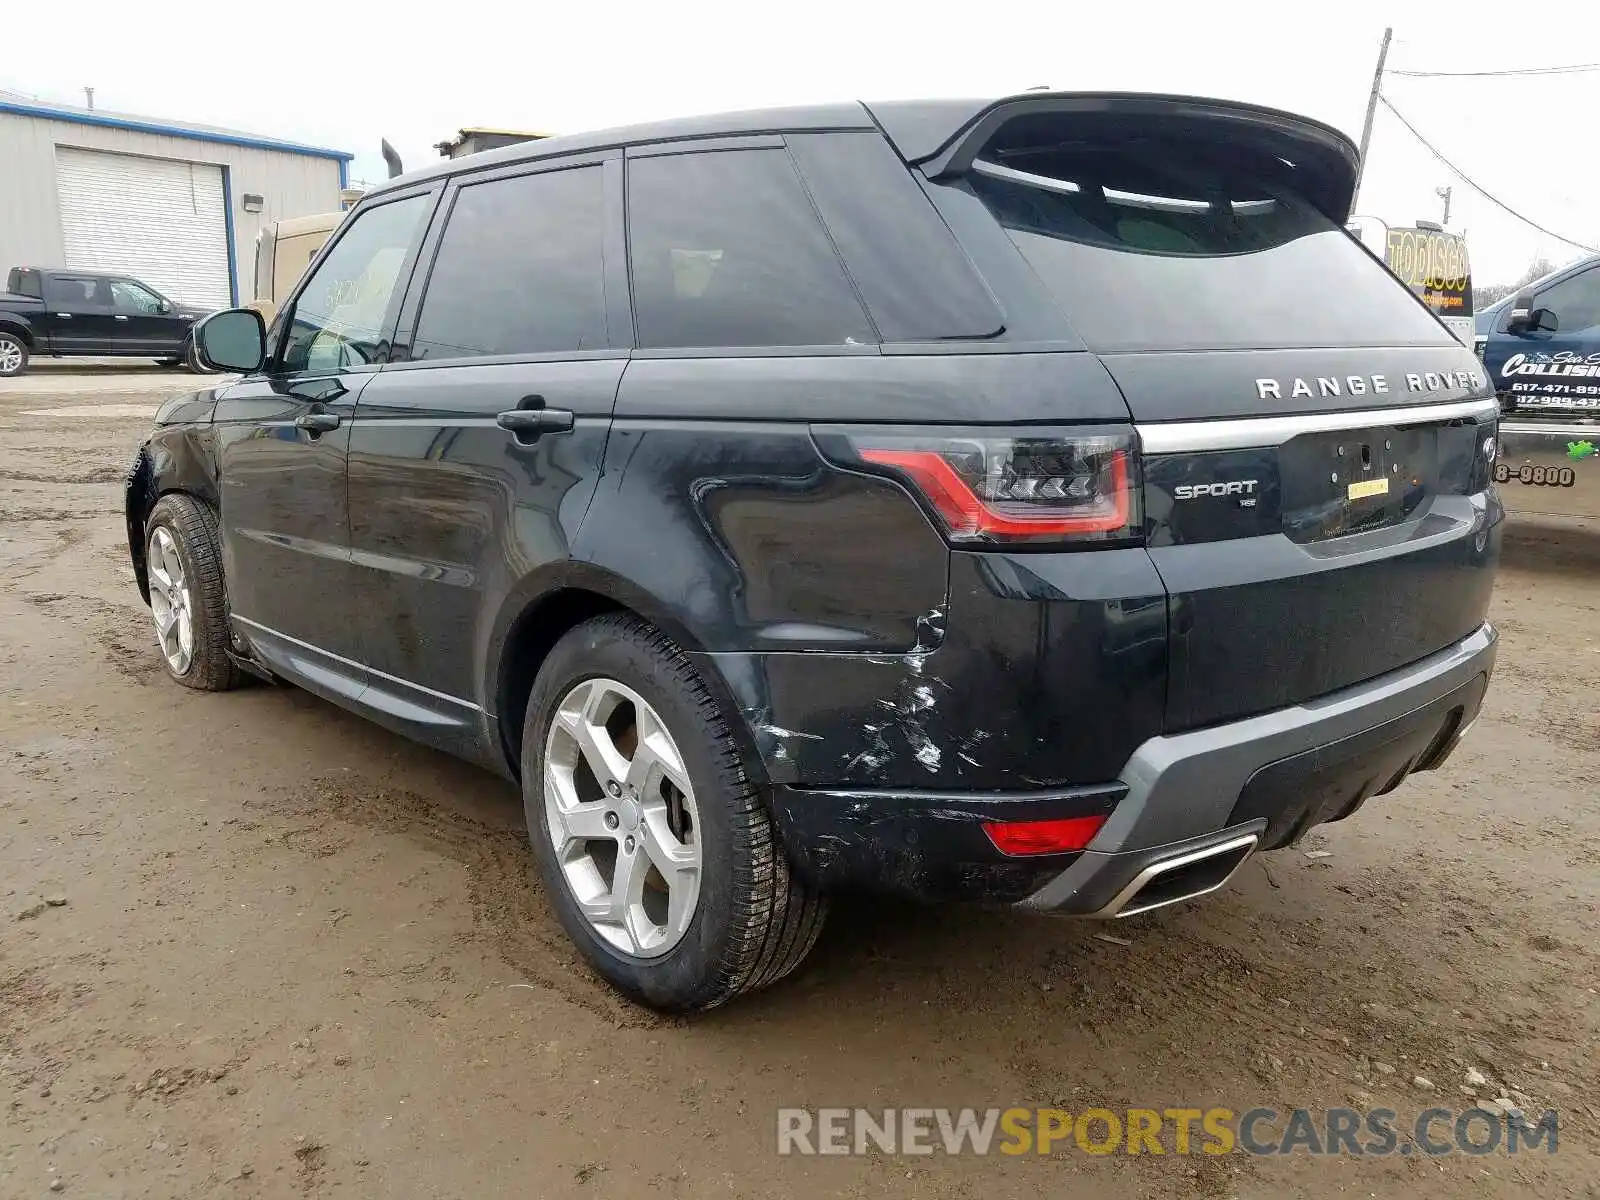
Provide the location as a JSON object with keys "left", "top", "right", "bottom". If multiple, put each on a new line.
{"left": 365, "top": 91, "right": 1359, "bottom": 219}
{"left": 14, "top": 266, "right": 139, "bottom": 279}
{"left": 370, "top": 102, "right": 875, "bottom": 196}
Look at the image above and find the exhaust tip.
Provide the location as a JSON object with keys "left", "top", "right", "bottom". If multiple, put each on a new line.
{"left": 1099, "top": 833, "right": 1259, "bottom": 918}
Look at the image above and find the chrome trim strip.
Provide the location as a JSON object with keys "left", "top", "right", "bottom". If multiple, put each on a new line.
{"left": 1137, "top": 397, "right": 1498, "bottom": 454}
{"left": 1096, "top": 832, "right": 1260, "bottom": 919}
{"left": 232, "top": 614, "right": 482, "bottom": 712}
{"left": 970, "top": 158, "right": 1083, "bottom": 198}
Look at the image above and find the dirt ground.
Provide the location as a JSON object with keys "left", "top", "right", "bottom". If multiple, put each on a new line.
{"left": 2, "top": 363, "right": 1597, "bottom": 1199}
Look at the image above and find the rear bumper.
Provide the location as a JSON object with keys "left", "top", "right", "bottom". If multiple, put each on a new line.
{"left": 772, "top": 621, "right": 1496, "bottom": 912}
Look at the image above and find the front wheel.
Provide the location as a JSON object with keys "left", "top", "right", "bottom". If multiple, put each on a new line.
{"left": 0, "top": 332, "right": 29, "bottom": 377}
{"left": 523, "top": 614, "right": 827, "bottom": 1012}
{"left": 144, "top": 495, "right": 240, "bottom": 691}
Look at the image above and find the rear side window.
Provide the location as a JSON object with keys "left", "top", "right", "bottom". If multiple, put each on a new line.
{"left": 9, "top": 269, "right": 42, "bottom": 298}
{"left": 412, "top": 165, "right": 608, "bottom": 359}
{"left": 965, "top": 134, "right": 1452, "bottom": 352}
{"left": 626, "top": 148, "right": 874, "bottom": 349}
{"left": 44, "top": 275, "right": 109, "bottom": 309}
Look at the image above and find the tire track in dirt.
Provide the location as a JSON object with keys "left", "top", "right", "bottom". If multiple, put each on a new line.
{"left": 23, "top": 591, "right": 165, "bottom": 683}
{"left": 266, "top": 777, "right": 666, "bottom": 1032}
{"left": 0, "top": 467, "right": 126, "bottom": 485}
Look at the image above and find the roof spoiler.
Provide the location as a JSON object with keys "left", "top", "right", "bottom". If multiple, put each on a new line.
{"left": 867, "top": 92, "right": 1361, "bottom": 224}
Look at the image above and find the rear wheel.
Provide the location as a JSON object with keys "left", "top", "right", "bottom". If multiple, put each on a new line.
{"left": 0, "top": 332, "right": 28, "bottom": 377}
{"left": 144, "top": 495, "right": 240, "bottom": 691}
{"left": 522, "top": 614, "right": 826, "bottom": 1012}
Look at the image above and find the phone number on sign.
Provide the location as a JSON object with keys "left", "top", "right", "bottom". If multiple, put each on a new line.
{"left": 1509, "top": 383, "right": 1600, "bottom": 402}
{"left": 1494, "top": 463, "right": 1576, "bottom": 487}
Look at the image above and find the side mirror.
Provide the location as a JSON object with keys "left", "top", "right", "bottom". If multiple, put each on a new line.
{"left": 157, "top": 299, "right": 172, "bottom": 315}
{"left": 194, "top": 308, "right": 266, "bottom": 373}
{"left": 1528, "top": 307, "right": 1559, "bottom": 334}
{"left": 1505, "top": 289, "right": 1538, "bottom": 332}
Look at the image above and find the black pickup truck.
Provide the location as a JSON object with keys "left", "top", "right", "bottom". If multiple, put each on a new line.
{"left": 0, "top": 267, "right": 215, "bottom": 377}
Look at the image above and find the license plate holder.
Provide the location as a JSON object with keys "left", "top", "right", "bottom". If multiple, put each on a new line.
{"left": 1278, "top": 425, "right": 1437, "bottom": 542}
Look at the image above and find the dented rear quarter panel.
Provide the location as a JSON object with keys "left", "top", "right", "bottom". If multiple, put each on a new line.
{"left": 587, "top": 351, "right": 1154, "bottom": 791}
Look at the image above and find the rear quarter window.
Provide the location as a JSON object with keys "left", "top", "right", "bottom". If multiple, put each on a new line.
{"left": 785, "top": 131, "right": 1002, "bottom": 343}
{"left": 965, "top": 142, "right": 1453, "bottom": 353}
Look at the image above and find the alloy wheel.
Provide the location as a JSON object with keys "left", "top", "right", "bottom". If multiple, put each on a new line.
{"left": 0, "top": 340, "right": 23, "bottom": 375}
{"left": 147, "top": 526, "right": 195, "bottom": 674}
{"left": 543, "top": 677, "right": 702, "bottom": 958}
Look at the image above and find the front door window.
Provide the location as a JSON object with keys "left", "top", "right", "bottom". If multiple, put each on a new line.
{"left": 279, "top": 196, "right": 430, "bottom": 374}
{"left": 109, "top": 279, "right": 165, "bottom": 314}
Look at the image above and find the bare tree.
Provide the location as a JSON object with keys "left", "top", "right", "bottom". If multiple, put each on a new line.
{"left": 1513, "top": 256, "right": 1555, "bottom": 288}
{"left": 1474, "top": 256, "right": 1559, "bottom": 309}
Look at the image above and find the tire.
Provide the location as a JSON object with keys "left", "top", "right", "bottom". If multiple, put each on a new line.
{"left": 0, "top": 331, "right": 28, "bottom": 377}
{"left": 182, "top": 338, "right": 216, "bottom": 374}
{"left": 143, "top": 495, "right": 240, "bottom": 691}
{"left": 522, "top": 614, "right": 826, "bottom": 1012}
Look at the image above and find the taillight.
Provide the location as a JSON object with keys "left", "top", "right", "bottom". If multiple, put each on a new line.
{"left": 817, "top": 428, "right": 1141, "bottom": 546}
{"left": 983, "top": 814, "right": 1107, "bottom": 856}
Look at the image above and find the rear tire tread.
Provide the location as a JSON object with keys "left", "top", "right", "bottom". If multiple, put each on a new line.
{"left": 532, "top": 613, "right": 826, "bottom": 1012}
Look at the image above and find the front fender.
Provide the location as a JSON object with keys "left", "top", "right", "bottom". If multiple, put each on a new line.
{"left": 125, "top": 420, "right": 224, "bottom": 605}
{"left": 125, "top": 447, "right": 156, "bottom": 604}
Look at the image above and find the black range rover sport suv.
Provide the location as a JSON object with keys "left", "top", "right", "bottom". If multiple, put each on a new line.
{"left": 126, "top": 91, "right": 1500, "bottom": 1011}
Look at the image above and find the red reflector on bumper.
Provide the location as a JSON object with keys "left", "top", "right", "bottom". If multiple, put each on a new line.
{"left": 982, "top": 814, "right": 1107, "bottom": 856}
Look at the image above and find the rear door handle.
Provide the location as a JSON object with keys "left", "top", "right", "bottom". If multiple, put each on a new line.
{"left": 496, "top": 407, "right": 575, "bottom": 439}
{"left": 294, "top": 411, "right": 342, "bottom": 434}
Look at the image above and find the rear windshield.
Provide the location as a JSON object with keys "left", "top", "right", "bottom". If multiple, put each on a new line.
{"left": 7, "top": 269, "right": 42, "bottom": 299}
{"left": 967, "top": 138, "right": 1453, "bottom": 352}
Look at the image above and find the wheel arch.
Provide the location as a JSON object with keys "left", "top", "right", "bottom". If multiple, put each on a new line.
{"left": 126, "top": 428, "right": 223, "bottom": 605}
{"left": 0, "top": 319, "right": 34, "bottom": 347}
{"left": 489, "top": 564, "right": 769, "bottom": 790}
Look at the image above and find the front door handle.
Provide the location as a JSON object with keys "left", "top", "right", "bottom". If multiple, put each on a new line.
{"left": 294, "top": 411, "right": 342, "bottom": 434}
{"left": 114, "top": 314, "right": 130, "bottom": 321}
{"left": 496, "top": 407, "right": 575, "bottom": 439}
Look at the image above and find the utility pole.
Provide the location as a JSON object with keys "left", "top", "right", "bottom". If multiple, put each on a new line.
{"left": 1436, "top": 185, "right": 1453, "bottom": 226}
{"left": 83, "top": 86, "right": 95, "bottom": 111}
{"left": 1353, "top": 26, "right": 1393, "bottom": 210}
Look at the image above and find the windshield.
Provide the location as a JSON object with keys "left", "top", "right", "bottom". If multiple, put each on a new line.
{"left": 967, "top": 138, "right": 1453, "bottom": 353}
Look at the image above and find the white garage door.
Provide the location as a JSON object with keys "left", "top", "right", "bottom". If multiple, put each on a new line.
{"left": 55, "top": 147, "right": 233, "bottom": 309}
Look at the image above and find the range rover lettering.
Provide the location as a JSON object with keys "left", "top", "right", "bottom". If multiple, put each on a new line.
{"left": 124, "top": 92, "right": 1500, "bottom": 1012}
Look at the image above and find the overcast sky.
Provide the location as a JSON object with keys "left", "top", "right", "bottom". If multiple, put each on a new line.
{"left": 8, "top": 0, "right": 1599, "bottom": 286}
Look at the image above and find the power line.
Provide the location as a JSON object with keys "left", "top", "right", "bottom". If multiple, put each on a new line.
{"left": 1376, "top": 95, "right": 1598, "bottom": 253}
{"left": 1388, "top": 62, "right": 1600, "bottom": 77}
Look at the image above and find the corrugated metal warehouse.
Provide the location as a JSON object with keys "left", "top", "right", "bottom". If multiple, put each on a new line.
{"left": 0, "top": 95, "right": 352, "bottom": 310}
